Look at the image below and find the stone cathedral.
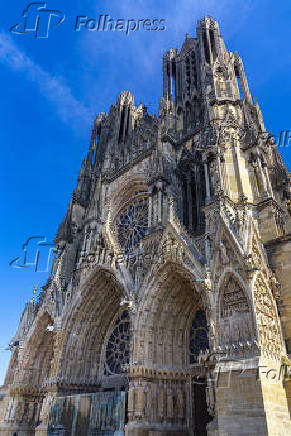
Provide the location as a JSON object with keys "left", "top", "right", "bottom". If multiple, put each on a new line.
{"left": 1, "top": 16, "right": 291, "bottom": 436}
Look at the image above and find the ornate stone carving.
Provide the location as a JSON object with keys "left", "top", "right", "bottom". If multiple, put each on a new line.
{"left": 219, "top": 276, "right": 254, "bottom": 348}
{"left": 105, "top": 310, "right": 130, "bottom": 375}
{"left": 253, "top": 276, "right": 283, "bottom": 360}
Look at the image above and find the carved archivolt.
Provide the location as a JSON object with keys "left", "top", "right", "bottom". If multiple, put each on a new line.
{"left": 253, "top": 275, "right": 283, "bottom": 360}
{"left": 133, "top": 267, "right": 204, "bottom": 367}
{"left": 59, "top": 272, "right": 124, "bottom": 384}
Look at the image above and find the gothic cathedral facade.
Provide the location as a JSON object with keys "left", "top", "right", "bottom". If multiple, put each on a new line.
{"left": 1, "top": 16, "right": 291, "bottom": 436}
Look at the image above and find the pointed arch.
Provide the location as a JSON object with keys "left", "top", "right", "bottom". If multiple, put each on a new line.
{"left": 216, "top": 271, "right": 256, "bottom": 351}
{"left": 59, "top": 269, "right": 128, "bottom": 387}
{"left": 133, "top": 263, "right": 209, "bottom": 367}
{"left": 16, "top": 311, "right": 54, "bottom": 389}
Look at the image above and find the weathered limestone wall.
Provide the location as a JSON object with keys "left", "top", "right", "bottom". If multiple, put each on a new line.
{"left": 266, "top": 235, "right": 291, "bottom": 353}
{"left": 260, "top": 367, "right": 291, "bottom": 436}
{"left": 214, "top": 360, "right": 268, "bottom": 436}
{"left": 213, "top": 359, "right": 291, "bottom": 436}
{"left": 284, "top": 379, "right": 291, "bottom": 418}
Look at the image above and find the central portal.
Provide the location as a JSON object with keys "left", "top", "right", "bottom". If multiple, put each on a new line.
{"left": 125, "top": 266, "right": 212, "bottom": 436}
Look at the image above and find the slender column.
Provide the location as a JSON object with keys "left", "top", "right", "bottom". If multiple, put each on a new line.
{"left": 217, "top": 154, "right": 225, "bottom": 192}
{"left": 148, "top": 191, "right": 153, "bottom": 227}
{"left": 232, "top": 144, "right": 244, "bottom": 199}
{"left": 195, "top": 166, "right": 201, "bottom": 229}
{"left": 187, "top": 175, "right": 193, "bottom": 231}
{"left": 158, "top": 183, "right": 163, "bottom": 224}
{"left": 163, "top": 55, "right": 168, "bottom": 98}
{"left": 204, "top": 159, "right": 211, "bottom": 201}
{"left": 87, "top": 227, "right": 93, "bottom": 253}
{"left": 263, "top": 165, "right": 274, "bottom": 198}
{"left": 101, "top": 185, "right": 106, "bottom": 220}
{"left": 176, "top": 61, "right": 181, "bottom": 100}
{"left": 136, "top": 382, "right": 145, "bottom": 418}
{"left": 181, "top": 57, "right": 186, "bottom": 100}
{"left": 157, "top": 381, "right": 164, "bottom": 422}
{"left": 221, "top": 156, "right": 230, "bottom": 197}
{"left": 168, "top": 62, "right": 173, "bottom": 100}
{"left": 167, "top": 386, "right": 174, "bottom": 420}
{"left": 127, "top": 382, "right": 135, "bottom": 423}
{"left": 81, "top": 226, "right": 88, "bottom": 254}
{"left": 257, "top": 156, "right": 269, "bottom": 198}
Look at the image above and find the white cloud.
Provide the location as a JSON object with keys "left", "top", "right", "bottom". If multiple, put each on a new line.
{"left": 0, "top": 32, "right": 93, "bottom": 133}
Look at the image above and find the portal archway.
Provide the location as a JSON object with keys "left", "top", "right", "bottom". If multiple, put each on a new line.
{"left": 134, "top": 266, "right": 205, "bottom": 367}
{"left": 18, "top": 311, "right": 54, "bottom": 389}
{"left": 44, "top": 270, "right": 130, "bottom": 436}
{"left": 3, "top": 312, "right": 55, "bottom": 432}
{"left": 60, "top": 269, "right": 128, "bottom": 386}
{"left": 128, "top": 264, "right": 211, "bottom": 435}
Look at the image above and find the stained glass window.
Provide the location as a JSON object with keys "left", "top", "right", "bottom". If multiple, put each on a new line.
{"left": 189, "top": 309, "right": 209, "bottom": 364}
{"left": 117, "top": 196, "right": 148, "bottom": 253}
{"left": 105, "top": 310, "right": 130, "bottom": 375}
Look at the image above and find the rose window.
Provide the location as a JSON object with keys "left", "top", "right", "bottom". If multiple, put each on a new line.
{"left": 117, "top": 196, "right": 148, "bottom": 253}
{"left": 105, "top": 310, "right": 130, "bottom": 375}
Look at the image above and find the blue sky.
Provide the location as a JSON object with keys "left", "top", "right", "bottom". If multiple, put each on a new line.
{"left": 0, "top": 0, "right": 290, "bottom": 383}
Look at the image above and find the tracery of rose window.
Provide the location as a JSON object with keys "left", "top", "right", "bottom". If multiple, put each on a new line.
{"left": 117, "top": 196, "right": 148, "bottom": 253}
{"left": 105, "top": 310, "right": 130, "bottom": 375}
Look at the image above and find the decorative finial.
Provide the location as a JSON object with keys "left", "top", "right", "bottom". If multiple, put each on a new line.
{"left": 32, "top": 285, "right": 37, "bottom": 303}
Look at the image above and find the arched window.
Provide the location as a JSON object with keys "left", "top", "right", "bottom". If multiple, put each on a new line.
{"left": 180, "top": 153, "right": 206, "bottom": 234}
{"left": 105, "top": 310, "right": 130, "bottom": 375}
{"left": 203, "top": 30, "right": 210, "bottom": 64}
{"left": 118, "top": 106, "right": 126, "bottom": 143}
{"left": 234, "top": 65, "right": 243, "bottom": 99}
{"left": 191, "top": 51, "right": 198, "bottom": 88}
{"left": 209, "top": 29, "right": 216, "bottom": 59}
{"left": 189, "top": 309, "right": 209, "bottom": 364}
